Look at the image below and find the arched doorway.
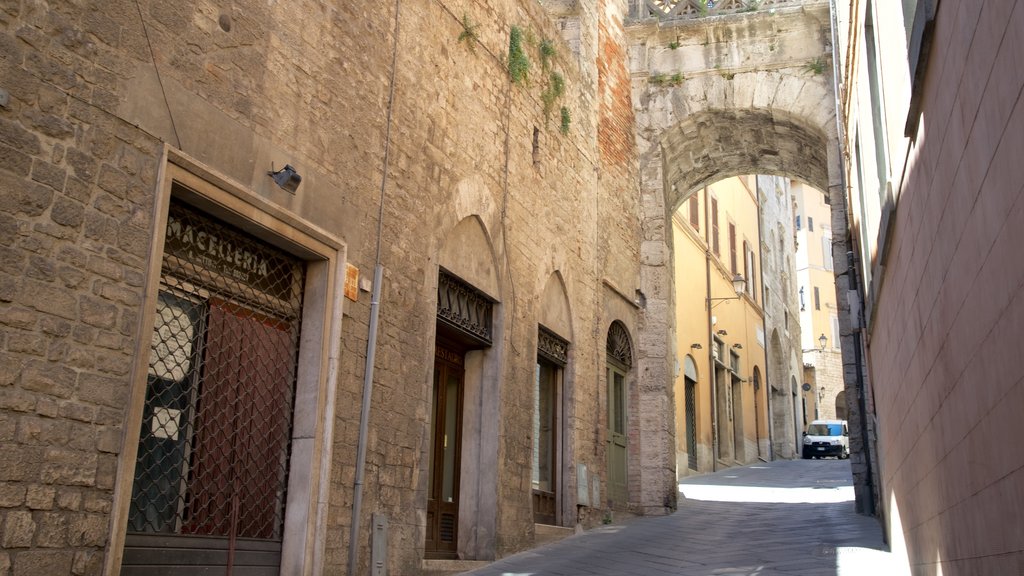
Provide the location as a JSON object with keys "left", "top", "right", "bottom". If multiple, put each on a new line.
{"left": 606, "top": 321, "right": 633, "bottom": 507}
{"left": 683, "top": 356, "right": 699, "bottom": 471}
{"left": 835, "top": 390, "right": 848, "bottom": 421}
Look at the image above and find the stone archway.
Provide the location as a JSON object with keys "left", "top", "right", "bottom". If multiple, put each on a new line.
{"left": 626, "top": 3, "right": 857, "bottom": 473}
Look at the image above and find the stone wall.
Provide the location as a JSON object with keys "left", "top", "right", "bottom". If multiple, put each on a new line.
{"left": 0, "top": 1, "right": 649, "bottom": 574}
{"left": 755, "top": 175, "right": 803, "bottom": 457}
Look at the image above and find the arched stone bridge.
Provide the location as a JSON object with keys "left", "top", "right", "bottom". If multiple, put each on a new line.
{"left": 623, "top": 0, "right": 866, "bottom": 510}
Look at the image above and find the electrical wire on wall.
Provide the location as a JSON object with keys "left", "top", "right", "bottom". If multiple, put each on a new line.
{"left": 348, "top": 0, "right": 402, "bottom": 572}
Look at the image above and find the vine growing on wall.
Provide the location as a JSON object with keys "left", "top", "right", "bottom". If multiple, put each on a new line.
{"left": 457, "top": 13, "right": 480, "bottom": 52}
{"left": 507, "top": 26, "right": 573, "bottom": 134}
{"left": 508, "top": 26, "right": 530, "bottom": 84}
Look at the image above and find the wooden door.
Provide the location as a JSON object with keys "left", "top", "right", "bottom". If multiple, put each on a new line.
{"left": 425, "top": 345, "right": 464, "bottom": 559}
{"left": 607, "top": 365, "right": 628, "bottom": 505}
{"left": 532, "top": 361, "right": 559, "bottom": 525}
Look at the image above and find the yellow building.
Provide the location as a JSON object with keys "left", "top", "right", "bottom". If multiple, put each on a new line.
{"left": 793, "top": 180, "right": 844, "bottom": 423}
{"left": 673, "top": 176, "right": 769, "bottom": 478}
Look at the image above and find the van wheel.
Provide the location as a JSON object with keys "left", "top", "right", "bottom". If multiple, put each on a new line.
{"left": 841, "top": 448, "right": 850, "bottom": 460}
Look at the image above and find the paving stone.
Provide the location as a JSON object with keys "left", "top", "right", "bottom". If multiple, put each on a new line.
{"left": 463, "top": 460, "right": 908, "bottom": 576}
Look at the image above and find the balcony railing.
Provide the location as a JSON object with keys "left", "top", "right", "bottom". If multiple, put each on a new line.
{"left": 629, "top": 0, "right": 803, "bottom": 21}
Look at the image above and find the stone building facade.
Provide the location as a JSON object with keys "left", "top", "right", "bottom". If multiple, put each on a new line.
{"left": 0, "top": 1, "right": 677, "bottom": 574}
{"left": 754, "top": 175, "right": 804, "bottom": 459}
{"left": 671, "top": 176, "right": 772, "bottom": 478}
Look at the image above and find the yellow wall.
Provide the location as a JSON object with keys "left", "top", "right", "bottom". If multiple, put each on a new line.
{"left": 673, "top": 176, "right": 769, "bottom": 478}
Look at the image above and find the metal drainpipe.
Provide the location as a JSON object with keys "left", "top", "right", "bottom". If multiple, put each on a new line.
{"left": 703, "top": 187, "right": 718, "bottom": 472}
{"left": 828, "top": 0, "right": 876, "bottom": 517}
{"left": 348, "top": 0, "right": 401, "bottom": 572}
{"left": 754, "top": 178, "right": 773, "bottom": 461}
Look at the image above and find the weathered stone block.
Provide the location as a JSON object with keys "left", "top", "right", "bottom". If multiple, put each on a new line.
{"left": 76, "top": 372, "right": 126, "bottom": 409}
{"left": 24, "top": 486, "right": 55, "bottom": 511}
{"left": 57, "top": 402, "right": 96, "bottom": 423}
{"left": 20, "top": 360, "right": 76, "bottom": 399}
{"left": 19, "top": 281, "right": 76, "bottom": 320}
{"left": 40, "top": 448, "right": 96, "bottom": 486}
{"left": 81, "top": 492, "right": 109, "bottom": 514}
{"left": 34, "top": 513, "right": 68, "bottom": 548}
{"left": 0, "top": 179, "right": 53, "bottom": 218}
{"left": 6, "top": 333, "right": 45, "bottom": 356}
{"left": 11, "top": 549, "right": 74, "bottom": 576}
{"left": 35, "top": 398, "right": 58, "bottom": 419}
{"left": 64, "top": 149, "right": 96, "bottom": 183}
{"left": 1, "top": 511, "right": 36, "bottom": 547}
{"left": 67, "top": 514, "right": 106, "bottom": 547}
{"left": 0, "top": 483, "right": 27, "bottom": 507}
{"left": 0, "top": 144, "right": 32, "bottom": 177}
{"left": 0, "top": 118, "right": 43, "bottom": 156}
{"left": 50, "top": 197, "right": 84, "bottom": 228}
{"left": 38, "top": 318, "right": 71, "bottom": 338}
{"left": 71, "top": 549, "right": 102, "bottom": 576}
{"left": 24, "top": 256, "right": 55, "bottom": 284}
{"left": 54, "top": 489, "right": 80, "bottom": 511}
{"left": 97, "top": 283, "right": 138, "bottom": 307}
{"left": 16, "top": 416, "right": 69, "bottom": 446}
{"left": 0, "top": 389, "right": 36, "bottom": 413}
{"left": 78, "top": 296, "right": 117, "bottom": 329}
{"left": 93, "top": 454, "right": 116, "bottom": 490}
{"left": 0, "top": 305, "right": 33, "bottom": 332}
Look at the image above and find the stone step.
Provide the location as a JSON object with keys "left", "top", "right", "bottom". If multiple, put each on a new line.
{"left": 534, "top": 523, "right": 575, "bottom": 547}
{"left": 421, "top": 559, "right": 490, "bottom": 576}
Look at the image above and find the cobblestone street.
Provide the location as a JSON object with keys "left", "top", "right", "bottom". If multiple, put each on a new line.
{"left": 463, "top": 460, "right": 908, "bottom": 576}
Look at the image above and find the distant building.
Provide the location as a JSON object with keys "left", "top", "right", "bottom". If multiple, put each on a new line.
{"left": 671, "top": 176, "right": 772, "bottom": 477}
{"left": 793, "top": 181, "right": 845, "bottom": 422}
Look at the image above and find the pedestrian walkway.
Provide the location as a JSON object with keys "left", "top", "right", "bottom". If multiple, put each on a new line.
{"left": 462, "top": 459, "right": 908, "bottom": 576}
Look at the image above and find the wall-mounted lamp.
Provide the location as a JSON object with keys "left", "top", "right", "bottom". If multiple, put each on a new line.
{"left": 268, "top": 164, "right": 302, "bottom": 193}
{"left": 732, "top": 343, "right": 743, "bottom": 350}
{"left": 802, "top": 333, "right": 828, "bottom": 354}
{"left": 716, "top": 329, "right": 728, "bottom": 336}
{"left": 690, "top": 343, "right": 703, "bottom": 349}
{"left": 707, "top": 274, "right": 747, "bottom": 309}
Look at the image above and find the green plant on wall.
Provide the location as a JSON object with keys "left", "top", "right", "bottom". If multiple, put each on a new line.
{"left": 650, "top": 72, "right": 684, "bottom": 87}
{"left": 508, "top": 26, "right": 530, "bottom": 85}
{"left": 457, "top": 13, "right": 479, "bottom": 52}
{"left": 668, "top": 40, "right": 681, "bottom": 50}
{"left": 542, "top": 71, "right": 565, "bottom": 123}
{"left": 804, "top": 56, "right": 826, "bottom": 75}
{"left": 560, "top": 106, "right": 571, "bottom": 135}
{"left": 539, "top": 38, "right": 557, "bottom": 72}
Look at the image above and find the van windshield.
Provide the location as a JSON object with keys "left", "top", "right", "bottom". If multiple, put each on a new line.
{"left": 807, "top": 423, "right": 843, "bottom": 436}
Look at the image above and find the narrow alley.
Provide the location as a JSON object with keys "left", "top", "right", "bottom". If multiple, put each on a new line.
{"left": 463, "top": 460, "right": 903, "bottom": 576}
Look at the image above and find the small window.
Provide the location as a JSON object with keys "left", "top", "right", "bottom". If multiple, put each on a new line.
{"left": 689, "top": 196, "right": 699, "bottom": 231}
{"left": 795, "top": 215, "right": 801, "bottom": 230}
{"left": 711, "top": 197, "right": 720, "bottom": 256}
{"left": 808, "top": 216, "right": 814, "bottom": 232}
{"left": 814, "top": 286, "right": 821, "bottom": 310}
{"left": 729, "top": 223, "right": 737, "bottom": 274}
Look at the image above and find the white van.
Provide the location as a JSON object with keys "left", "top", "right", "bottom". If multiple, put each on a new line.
{"left": 801, "top": 419, "right": 850, "bottom": 459}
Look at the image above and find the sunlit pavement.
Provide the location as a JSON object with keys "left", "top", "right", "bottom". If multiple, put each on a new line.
{"left": 461, "top": 459, "right": 909, "bottom": 576}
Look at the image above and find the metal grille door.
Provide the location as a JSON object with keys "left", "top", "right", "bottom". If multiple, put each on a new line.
{"left": 124, "top": 199, "right": 305, "bottom": 575}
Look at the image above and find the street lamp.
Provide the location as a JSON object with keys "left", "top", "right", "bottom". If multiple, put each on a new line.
{"left": 707, "top": 274, "right": 746, "bottom": 309}
{"left": 802, "top": 333, "right": 827, "bottom": 353}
